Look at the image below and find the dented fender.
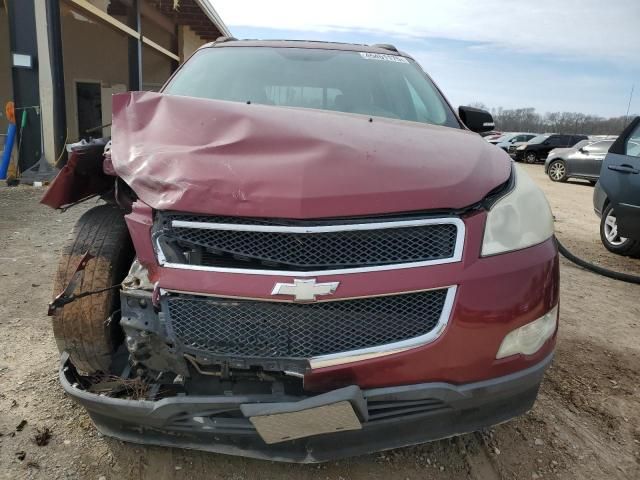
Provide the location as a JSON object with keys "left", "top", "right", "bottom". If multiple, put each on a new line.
{"left": 41, "top": 138, "right": 113, "bottom": 209}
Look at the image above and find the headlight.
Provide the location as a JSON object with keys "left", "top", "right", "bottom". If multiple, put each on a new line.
{"left": 496, "top": 306, "right": 558, "bottom": 359}
{"left": 482, "top": 165, "right": 554, "bottom": 256}
{"left": 516, "top": 145, "right": 526, "bottom": 150}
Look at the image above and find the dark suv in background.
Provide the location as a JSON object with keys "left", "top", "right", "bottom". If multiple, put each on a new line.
{"left": 514, "top": 134, "right": 588, "bottom": 164}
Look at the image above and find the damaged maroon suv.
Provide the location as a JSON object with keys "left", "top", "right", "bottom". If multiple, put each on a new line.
{"left": 42, "top": 40, "right": 559, "bottom": 462}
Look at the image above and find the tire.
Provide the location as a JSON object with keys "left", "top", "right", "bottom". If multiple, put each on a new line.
{"left": 51, "top": 205, "right": 134, "bottom": 374}
{"left": 524, "top": 152, "right": 538, "bottom": 164}
{"left": 599, "top": 204, "right": 640, "bottom": 257}
{"left": 548, "top": 160, "right": 568, "bottom": 182}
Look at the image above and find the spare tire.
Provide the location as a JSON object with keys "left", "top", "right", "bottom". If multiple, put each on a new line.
{"left": 51, "top": 204, "right": 133, "bottom": 374}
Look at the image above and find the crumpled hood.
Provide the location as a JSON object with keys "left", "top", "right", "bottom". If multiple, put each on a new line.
{"left": 111, "top": 91, "right": 511, "bottom": 218}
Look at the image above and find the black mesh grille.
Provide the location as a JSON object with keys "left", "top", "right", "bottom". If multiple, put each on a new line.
{"left": 158, "top": 214, "right": 459, "bottom": 271}
{"left": 165, "top": 290, "right": 448, "bottom": 358}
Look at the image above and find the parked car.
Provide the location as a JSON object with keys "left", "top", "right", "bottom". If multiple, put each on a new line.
{"left": 481, "top": 130, "right": 503, "bottom": 138}
{"left": 486, "top": 132, "right": 512, "bottom": 144}
{"left": 508, "top": 136, "right": 538, "bottom": 157}
{"left": 509, "top": 134, "right": 549, "bottom": 158}
{"left": 41, "top": 40, "right": 558, "bottom": 462}
{"left": 514, "top": 134, "right": 589, "bottom": 163}
{"left": 493, "top": 132, "right": 537, "bottom": 152}
{"left": 545, "top": 139, "right": 614, "bottom": 183}
{"left": 593, "top": 117, "right": 640, "bottom": 256}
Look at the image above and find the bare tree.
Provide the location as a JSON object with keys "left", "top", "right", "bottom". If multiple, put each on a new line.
{"left": 489, "top": 107, "right": 636, "bottom": 136}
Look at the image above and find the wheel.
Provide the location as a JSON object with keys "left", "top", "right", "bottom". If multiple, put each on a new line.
{"left": 599, "top": 204, "right": 640, "bottom": 257}
{"left": 548, "top": 160, "right": 568, "bottom": 182}
{"left": 524, "top": 152, "right": 538, "bottom": 164}
{"left": 51, "top": 205, "right": 134, "bottom": 374}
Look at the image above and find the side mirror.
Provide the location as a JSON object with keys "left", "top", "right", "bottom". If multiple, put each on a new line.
{"left": 458, "top": 106, "right": 495, "bottom": 133}
{"left": 543, "top": 141, "right": 550, "bottom": 145}
{"left": 579, "top": 147, "right": 588, "bottom": 154}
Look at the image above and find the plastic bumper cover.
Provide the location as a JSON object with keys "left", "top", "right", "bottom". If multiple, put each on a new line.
{"left": 60, "top": 352, "right": 553, "bottom": 463}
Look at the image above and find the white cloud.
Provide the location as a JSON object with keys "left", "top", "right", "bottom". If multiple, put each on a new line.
{"left": 211, "top": 0, "right": 640, "bottom": 63}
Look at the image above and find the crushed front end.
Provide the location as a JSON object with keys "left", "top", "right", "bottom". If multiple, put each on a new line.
{"left": 52, "top": 89, "right": 559, "bottom": 462}
{"left": 60, "top": 194, "right": 558, "bottom": 462}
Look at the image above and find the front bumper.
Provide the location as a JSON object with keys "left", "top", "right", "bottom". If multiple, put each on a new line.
{"left": 61, "top": 352, "right": 553, "bottom": 463}
{"left": 512, "top": 150, "right": 525, "bottom": 161}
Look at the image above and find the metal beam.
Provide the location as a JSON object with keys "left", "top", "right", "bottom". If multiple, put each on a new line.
{"left": 63, "top": 0, "right": 140, "bottom": 38}
{"left": 119, "top": 0, "right": 175, "bottom": 36}
{"left": 6, "top": 0, "right": 42, "bottom": 172}
{"left": 142, "top": 36, "right": 179, "bottom": 62}
{"left": 45, "top": 0, "right": 66, "bottom": 162}
{"left": 62, "top": 0, "right": 179, "bottom": 63}
{"left": 127, "top": 0, "right": 142, "bottom": 91}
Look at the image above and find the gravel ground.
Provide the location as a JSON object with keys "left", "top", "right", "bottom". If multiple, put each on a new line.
{"left": 0, "top": 163, "right": 639, "bottom": 480}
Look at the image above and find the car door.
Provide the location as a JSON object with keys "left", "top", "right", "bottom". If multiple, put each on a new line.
{"left": 543, "top": 135, "right": 562, "bottom": 157}
{"left": 599, "top": 117, "right": 640, "bottom": 238}
{"left": 581, "top": 140, "right": 613, "bottom": 178}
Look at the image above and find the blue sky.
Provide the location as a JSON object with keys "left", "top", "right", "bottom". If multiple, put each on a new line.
{"left": 211, "top": 0, "right": 639, "bottom": 118}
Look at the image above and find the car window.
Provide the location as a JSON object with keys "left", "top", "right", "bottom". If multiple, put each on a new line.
{"left": 528, "top": 134, "right": 549, "bottom": 145}
{"left": 548, "top": 136, "right": 562, "bottom": 146}
{"left": 265, "top": 86, "right": 343, "bottom": 109}
{"left": 165, "top": 47, "right": 460, "bottom": 128}
{"left": 587, "top": 140, "right": 614, "bottom": 154}
{"left": 626, "top": 123, "right": 640, "bottom": 157}
{"left": 404, "top": 79, "right": 431, "bottom": 123}
{"left": 573, "top": 140, "right": 591, "bottom": 150}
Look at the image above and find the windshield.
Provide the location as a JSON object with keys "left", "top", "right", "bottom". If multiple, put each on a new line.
{"left": 499, "top": 133, "right": 519, "bottom": 142}
{"left": 528, "top": 135, "right": 550, "bottom": 145}
{"left": 164, "top": 47, "right": 460, "bottom": 128}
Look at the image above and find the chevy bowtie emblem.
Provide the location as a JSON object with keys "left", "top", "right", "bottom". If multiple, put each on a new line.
{"left": 271, "top": 279, "right": 340, "bottom": 302}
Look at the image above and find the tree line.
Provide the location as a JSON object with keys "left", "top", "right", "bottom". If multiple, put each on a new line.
{"left": 469, "top": 104, "right": 636, "bottom": 136}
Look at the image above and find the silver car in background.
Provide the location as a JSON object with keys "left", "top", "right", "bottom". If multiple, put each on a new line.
{"left": 544, "top": 139, "right": 615, "bottom": 184}
{"left": 491, "top": 132, "right": 537, "bottom": 152}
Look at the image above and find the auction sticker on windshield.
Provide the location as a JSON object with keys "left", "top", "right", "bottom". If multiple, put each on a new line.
{"left": 359, "top": 52, "right": 409, "bottom": 63}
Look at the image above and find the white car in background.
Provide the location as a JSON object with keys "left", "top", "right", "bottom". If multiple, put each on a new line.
{"left": 491, "top": 132, "right": 537, "bottom": 152}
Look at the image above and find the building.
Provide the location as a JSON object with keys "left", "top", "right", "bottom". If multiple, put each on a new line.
{"left": 0, "top": 0, "right": 230, "bottom": 179}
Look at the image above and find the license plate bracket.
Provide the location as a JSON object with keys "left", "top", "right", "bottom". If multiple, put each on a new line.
{"left": 240, "top": 385, "right": 367, "bottom": 444}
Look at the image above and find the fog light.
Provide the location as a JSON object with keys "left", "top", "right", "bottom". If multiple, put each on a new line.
{"left": 496, "top": 306, "right": 558, "bottom": 359}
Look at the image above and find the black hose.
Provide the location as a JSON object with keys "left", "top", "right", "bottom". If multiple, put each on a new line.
{"left": 556, "top": 238, "right": 640, "bottom": 284}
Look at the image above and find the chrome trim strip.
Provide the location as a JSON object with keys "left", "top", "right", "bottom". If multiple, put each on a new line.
{"left": 309, "top": 286, "right": 457, "bottom": 369}
{"left": 619, "top": 202, "right": 640, "bottom": 209}
{"left": 164, "top": 285, "right": 455, "bottom": 304}
{"left": 157, "top": 217, "right": 465, "bottom": 277}
{"left": 171, "top": 217, "right": 462, "bottom": 234}
{"left": 163, "top": 286, "right": 457, "bottom": 369}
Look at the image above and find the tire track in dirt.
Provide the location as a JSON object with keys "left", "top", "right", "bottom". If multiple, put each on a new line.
{"left": 457, "top": 434, "right": 502, "bottom": 480}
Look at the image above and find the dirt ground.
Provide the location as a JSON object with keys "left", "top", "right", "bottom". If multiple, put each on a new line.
{"left": 0, "top": 163, "right": 639, "bottom": 480}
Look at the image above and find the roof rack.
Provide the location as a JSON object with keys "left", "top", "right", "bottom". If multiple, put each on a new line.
{"left": 371, "top": 43, "right": 399, "bottom": 52}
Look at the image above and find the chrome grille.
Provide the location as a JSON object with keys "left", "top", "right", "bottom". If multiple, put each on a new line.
{"left": 155, "top": 213, "right": 462, "bottom": 272}
{"left": 164, "top": 289, "right": 449, "bottom": 359}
